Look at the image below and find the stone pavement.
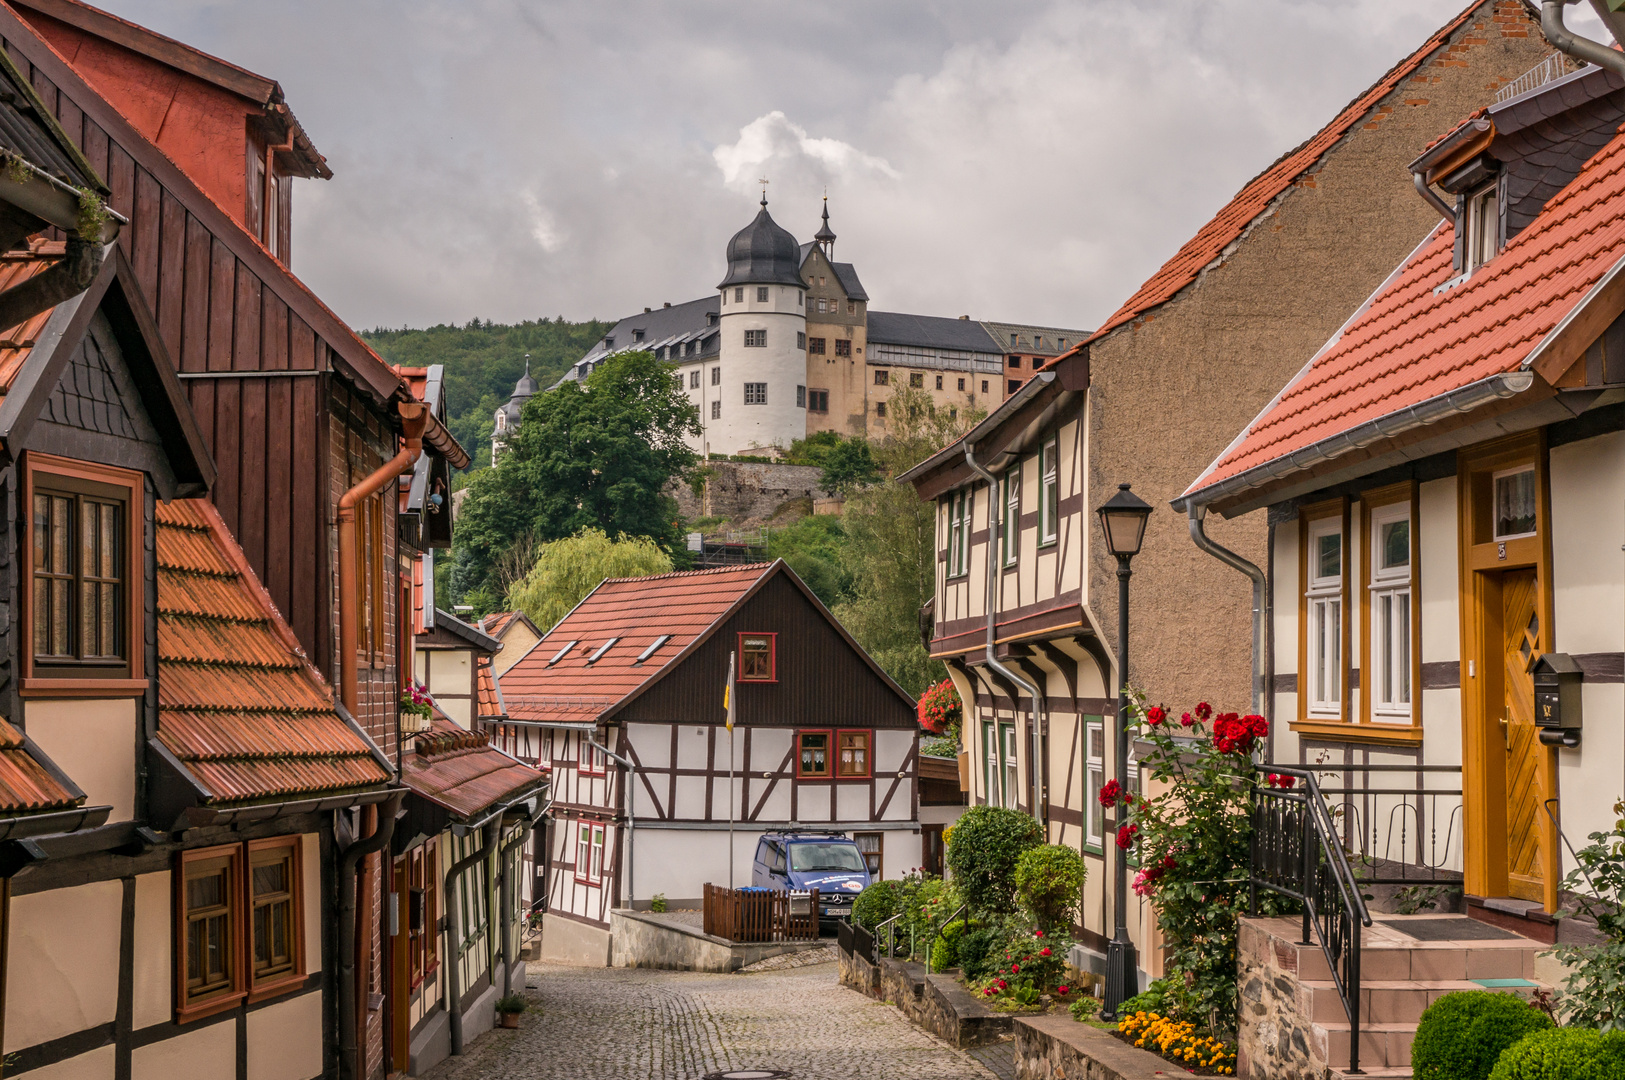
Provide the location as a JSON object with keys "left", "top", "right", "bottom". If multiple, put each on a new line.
{"left": 424, "top": 959, "right": 999, "bottom": 1080}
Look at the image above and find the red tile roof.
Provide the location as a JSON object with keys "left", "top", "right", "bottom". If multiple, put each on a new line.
{"left": 1186, "top": 118, "right": 1625, "bottom": 501}
{"left": 477, "top": 656, "right": 505, "bottom": 719}
{"left": 156, "top": 499, "right": 390, "bottom": 804}
{"left": 1074, "top": 0, "right": 1531, "bottom": 349}
{"left": 0, "top": 241, "right": 71, "bottom": 393}
{"left": 499, "top": 563, "right": 776, "bottom": 725}
{"left": 482, "top": 611, "right": 522, "bottom": 638}
{"left": 0, "top": 718, "right": 82, "bottom": 814}
{"left": 399, "top": 718, "right": 544, "bottom": 820}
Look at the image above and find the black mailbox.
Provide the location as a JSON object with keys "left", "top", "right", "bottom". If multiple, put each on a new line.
{"left": 1533, "top": 653, "right": 1582, "bottom": 747}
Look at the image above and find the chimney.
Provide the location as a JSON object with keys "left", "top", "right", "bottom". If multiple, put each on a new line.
{"left": 959, "top": 315, "right": 969, "bottom": 320}
{"left": 664, "top": 302, "right": 671, "bottom": 308}
{"left": 644, "top": 307, "right": 652, "bottom": 313}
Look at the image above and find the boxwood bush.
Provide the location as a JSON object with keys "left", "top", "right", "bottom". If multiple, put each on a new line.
{"left": 1488, "top": 1027, "right": 1625, "bottom": 1080}
{"left": 956, "top": 925, "right": 1002, "bottom": 981}
{"left": 1412, "top": 991, "right": 1553, "bottom": 1080}
{"left": 1013, "top": 843, "right": 1086, "bottom": 931}
{"left": 929, "top": 916, "right": 981, "bottom": 973}
{"left": 853, "top": 880, "right": 904, "bottom": 933}
{"left": 946, "top": 805, "right": 1042, "bottom": 912}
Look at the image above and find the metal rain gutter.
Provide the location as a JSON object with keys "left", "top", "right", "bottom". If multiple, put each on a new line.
{"left": 1172, "top": 371, "right": 1535, "bottom": 514}
{"left": 1412, "top": 170, "right": 1454, "bottom": 220}
{"left": 589, "top": 737, "right": 638, "bottom": 909}
{"left": 1541, "top": 1, "right": 1625, "bottom": 79}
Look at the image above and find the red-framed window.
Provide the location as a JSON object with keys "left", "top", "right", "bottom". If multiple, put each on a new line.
{"left": 739, "top": 632, "right": 776, "bottom": 681}
{"left": 579, "top": 737, "right": 607, "bottom": 776}
{"left": 836, "top": 730, "right": 872, "bottom": 778}
{"left": 796, "top": 730, "right": 832, "bottom": 778}
{"left": 573, "top": 822, "right": 605, "bottom": 885}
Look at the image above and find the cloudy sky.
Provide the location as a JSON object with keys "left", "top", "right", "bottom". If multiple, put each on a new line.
{"left": 102, "top": 1, "right": 1599, "bottom": 333}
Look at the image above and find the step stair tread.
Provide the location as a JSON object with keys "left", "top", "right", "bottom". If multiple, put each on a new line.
{"left": 1300, "top": 978, "right": 1551, "bottom": 991}
{"left": 1330, "top": 1068, "right": 1412, "bottom": 1079}
{"left": 1312, "top": 1021, "right": 1428, "bottom": 1033}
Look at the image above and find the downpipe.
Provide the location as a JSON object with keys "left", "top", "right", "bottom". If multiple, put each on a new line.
{"left": 337, "top": 790, "right": 404, "bottom": 1080}
{"left": 446, "top": 818, "right": 501, "bottom": 1056}
{"left": 1542, "top": 1, "right": 1625, "bottom": 79}
{"left": 1187, "top": 505, "right": 1267, "bottom": 716}
{"left": 589, "top": 738, "right": 636, "bottom": 907}
{"left": 963, "top": 443, "right": 1045, "bottom": 827}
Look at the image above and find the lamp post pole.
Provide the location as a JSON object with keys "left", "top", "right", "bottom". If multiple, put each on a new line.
{"left": 1095, "top": 481, "right": 1152, "bottom": 1024}
{"left": 1103, "top": 551, "right": 1138, "bottom": 1020}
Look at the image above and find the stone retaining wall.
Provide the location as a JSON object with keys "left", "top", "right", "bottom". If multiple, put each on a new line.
{"left": 609, "top": 909, "right": 826, "bottom": 973}
{"left": 1236, "top": 917, "right": 1321, "bottom": 1080}
{"left": 1014, "top": 1014, "right": 1183, "bottom": 1080}
{"left": 672, "top": 461, "right": 833, "bottom": 523}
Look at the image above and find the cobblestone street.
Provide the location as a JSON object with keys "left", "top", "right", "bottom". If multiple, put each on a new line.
{"left": 424, "top": 959, "right": 1001, "bottom": 1080}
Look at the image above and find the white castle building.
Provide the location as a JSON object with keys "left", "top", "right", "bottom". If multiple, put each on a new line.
{"left": 501, "top": 198, "right": 1089, "bottom": 458}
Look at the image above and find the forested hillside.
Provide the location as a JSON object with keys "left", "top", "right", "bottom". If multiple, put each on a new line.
{"left": 362, "top": 317, "right": 612, "bottom": 471}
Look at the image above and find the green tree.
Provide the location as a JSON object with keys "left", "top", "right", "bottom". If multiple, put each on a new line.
{"left": 834, "top": 386, "right": 982, "bottom": 696}
{"left": 766, "top": 514, "right": 852, "bottom": 610}
{"left": 452, "top": 351, "right": 700, "bottom": 605}
{"left": 507, "top": 528, "right": 673, "bottom": 631}
{"left": 819, "top": 438, "right": 881, "bottom": 494}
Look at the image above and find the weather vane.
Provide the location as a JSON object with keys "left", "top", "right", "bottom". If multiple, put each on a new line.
{"left": 759, "top": 176, "right": 769, "bottom": 207}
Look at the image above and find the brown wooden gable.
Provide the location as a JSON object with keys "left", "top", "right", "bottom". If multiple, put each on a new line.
{"left": 616, "top": 569, "right": 917, "bottom": 729}
{"left": 0, "top": 8, "right": 412, "bottom": 676}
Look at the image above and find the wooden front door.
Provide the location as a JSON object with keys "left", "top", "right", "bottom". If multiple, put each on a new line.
{"left": 1499, "top": 568, "right": 1549, "bottom": 903}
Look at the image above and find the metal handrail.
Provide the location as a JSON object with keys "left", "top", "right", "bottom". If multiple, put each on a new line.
{"left": 875, "top": 911, "right": 905, "bottom": 960}
{"left": 923, "top": 902, "right": 970, "bottom": 967}
{"left": 1543, "top": 798, "right": 1602, "bottom": 899}
{"left": 1251, "top": 764, "right": 1372, "bottom": 1075}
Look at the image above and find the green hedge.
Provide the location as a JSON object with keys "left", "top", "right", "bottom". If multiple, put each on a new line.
{"left": 946, "top": 806, "right": 1042, "bottom": 912}
{"left": 1412, "top": 992, "right": 1554, "bottom": 1080}
{"left": 1489, "top": 1027, "right": 1625, "bottom": 1080}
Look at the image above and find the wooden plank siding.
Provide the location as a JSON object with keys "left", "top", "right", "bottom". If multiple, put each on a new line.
{"left": 0, "top": 19, "right": 406, "bottom": 721}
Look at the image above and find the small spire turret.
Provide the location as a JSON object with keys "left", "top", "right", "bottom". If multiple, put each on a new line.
{"left": 814, "top": 195, "right": 836, "bottom": 257}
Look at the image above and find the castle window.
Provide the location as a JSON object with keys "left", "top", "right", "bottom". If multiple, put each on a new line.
{"left": 936, "top": 375, "right": 943, "bottom": 390}
{"left": 735, "top": 288, "right": 744, "bottom": 303}
{"left": 876, "top": 402, "right": 887, "bottom": 418}
{"left": 847, "top": 301, "right": 855, "bottom": 315}
{"left": 707, "top": 313, "right": 718, "bottom": 327}
{"left": 711, "top": 367, "right": 720, "bottom": 386}
{"left": 958, "top": 378, "right": 966, "bottom": 391}
{"left": 1009, "top": 333, "right": 1018, "bottom": 347}
{"left": 981, "top": 380, "right": 989, "bottom": 393}
{"left": 809, "top": 389, "right": 829, "bottom": 413}
{"left": 796, "top": 385, "right": 806, "bottom": 408}
{"left": 673, "top": 373, "right": 683, "bottom": 390}
{"left": 711, "top": 400, "right": 720, "bottom": 419}
{"left": 808, "top": 337, "right": 826, "bottom": 355}
{"left": 690, "top": 370, "right": 700, "bottom": 389}
{"left": 744, "top": 383, "right": 767, "bottom": 404}
{"left": 757, "top": 287, "right": 769, "bottom": 302}
{"left": 834, "top": 339, "right": 851, "bottom": 358}
{"left": 633, "top": 330, "right": 644, "bottom": 342}
{"left": 1009, "top": 356, "right": 1021, "bottom": 368}
{"left": 909, "top": 373, "right": 924, "bottom": 388}
{"left": 1008, "top": 379, "right": 1020, "bottom": 394}
{"left": 604, "top": 336, "right": 614, "bottom": 348}
{"left": 797, "top": 332, "right": 806, "bottom": 350}
{"left": 875, "top": 370, "right": 889, "bottom": 386}
{"left": 744, "top": 330, "right": 766, "bottom": 348}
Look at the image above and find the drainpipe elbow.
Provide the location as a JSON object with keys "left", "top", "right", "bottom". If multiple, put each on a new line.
{"left": 1542, "top": 0, "right": 1625, "bottom": 79}
{"left": 1412, "top": 171, "right": 1454, "bottom": 221}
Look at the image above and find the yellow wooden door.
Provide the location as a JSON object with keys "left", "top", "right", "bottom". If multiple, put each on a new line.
{"left": 1500, "top": 568, "right": 1547, "bottom": 903}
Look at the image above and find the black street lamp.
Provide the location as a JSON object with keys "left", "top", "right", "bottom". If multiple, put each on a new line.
{"left": 1096, "top": 482, "right": 1152, "bottom": 1022}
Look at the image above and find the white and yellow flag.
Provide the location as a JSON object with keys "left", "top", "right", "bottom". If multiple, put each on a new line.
{"left": 724, "top": 650, "right": 737, "bottom": 731}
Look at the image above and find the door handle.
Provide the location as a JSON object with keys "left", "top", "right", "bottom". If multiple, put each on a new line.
{"left": 1499, "top": 707, "right": 1510, "bottom": 749}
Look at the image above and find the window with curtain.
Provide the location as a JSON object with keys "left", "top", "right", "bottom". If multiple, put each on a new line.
{"left": 1002, "top": 469, "right": 1019, "bottom": 566}
{"left": 1306, "top": 515, "right": 1344, "bottom": 717}
{"left": 1039, "top": 440, "right": 1058, "bottom": 544}
{"left": 1370, "top": 503, "right": 1413, "bottom": 721}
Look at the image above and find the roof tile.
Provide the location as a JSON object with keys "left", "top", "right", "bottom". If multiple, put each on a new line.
{"left": 400, "top": 719, "right": 544, "bottom": 820}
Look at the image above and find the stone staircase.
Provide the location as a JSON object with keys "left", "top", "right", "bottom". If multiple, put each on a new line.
{"left": 1238, "top": 914, "right": 1549, "bottom": 1080}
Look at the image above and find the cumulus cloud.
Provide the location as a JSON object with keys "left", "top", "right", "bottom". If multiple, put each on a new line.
{"left": 103, "top": 0, "right": 1598, "bottom": 331}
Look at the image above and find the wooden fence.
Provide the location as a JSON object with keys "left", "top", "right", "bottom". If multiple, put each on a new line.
{"left": 702, "top": 884, "right": 821, "bottom": 943}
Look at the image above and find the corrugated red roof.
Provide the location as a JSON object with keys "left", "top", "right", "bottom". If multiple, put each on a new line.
{"left": 499, "top": 563, "right": 775, "bottom": 725}
{"left": 1077, "top": 0, "right": 1531, "bottom": 348}
{"left": 156, "top": 499, "right": 389, "bottom": 803}
{"left": 1187, "top": 116, "right": 1625, "bottom": 498}
{"left": 0, "top": 718, "right": 81, "bottom": 813}
{"left": 399, "top": 718, "right": 544, "bottom": 820}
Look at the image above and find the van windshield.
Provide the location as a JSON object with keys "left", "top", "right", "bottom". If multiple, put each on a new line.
{"left": 788, "top": 843, "right": 866, "bottom": 873}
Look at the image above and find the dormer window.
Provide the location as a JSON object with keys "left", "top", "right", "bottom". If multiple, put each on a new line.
{"left": 1465, "top": 181, "right": 1499, "bottom": 272}
{"left": 632, "top": 330, "right": 645, "bottom": 343}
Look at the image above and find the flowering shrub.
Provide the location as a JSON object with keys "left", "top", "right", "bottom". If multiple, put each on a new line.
{"left": 401, "top": 682, "right": 434, "bottom": 718}
{"left": 1118, "top": 1011, "right": 1236, "bottom": 1075}
{"left": 917, "top": 678, "right": 963, "bottom": 738}
{"left": 974, "top": 927, "right": 1076, "bottom": 1008}
{"left": 1119, "top": 691, "right": 1294, "bottom": 1034}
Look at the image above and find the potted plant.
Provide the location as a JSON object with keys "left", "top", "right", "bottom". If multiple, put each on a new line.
{"left": 401, "top": 682, "right": 434, "bottom": 734}
{"left": 495, "top": 994, "right": 527, "bottom": 1029}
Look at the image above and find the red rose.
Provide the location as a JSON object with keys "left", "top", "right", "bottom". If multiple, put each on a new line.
{"left": 1180, "top": 711, "right": 1195, "bottom": 728}
{"left": 1034, "top": 930, "right": 1044, "bottom": 938}
{"left": 985, "top": 988, "right": 994, "bottom": 996}
{"left": 1057, "top": 986, "right": 1069, "bottom": 995}
{"left": 1195, "top": 701, "right": 1213, "bottom": 720}
{"left": 1040, "top": 947, "right": 1051, "bottom": 956}
{"left": 1278, "top": 774, "right": 1295, "bottom": 789}
{"left": 1098, "top": 779, "right": 1122, "bottom": 807}
{"left": 1146, "top": 705, "right": 1166, "bottom": 727}
{"left": 1162, "top": 853, "right": 1176, "bottom": 870}
{"left": 1116, "top": 823, "right": 1138, "bottom": 849}
{"left": 1011, "top": 965, "right": 1020, "bottom": 973}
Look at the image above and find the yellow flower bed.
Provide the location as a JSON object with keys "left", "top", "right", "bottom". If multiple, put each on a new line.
{"left": 1117, "top": 1011, "right": 1235, "bottom": 1075}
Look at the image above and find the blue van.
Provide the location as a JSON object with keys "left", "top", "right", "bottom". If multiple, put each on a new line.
{"left": 752, "top": 830, "right": 871, "bottom": 920}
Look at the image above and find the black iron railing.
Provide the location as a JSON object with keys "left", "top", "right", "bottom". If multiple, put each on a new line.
{"left": 1250, "top": 764, "right": 1372, "bottom": 1075}
{"left": 1311, "top": 764, "right": 1464, "bottom": 892}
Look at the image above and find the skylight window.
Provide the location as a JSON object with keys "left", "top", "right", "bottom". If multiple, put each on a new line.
{"left": 585, "top": 638, "right": 620, "bottom": 664}
{"left": 547, "top": 640, "right": 579, "bottom": 666}
{"left": 1464, "top": 181, "right": 1499, "bottom": 272}
{"left": 635, "top": 635, "right": 672, "bottom": 665}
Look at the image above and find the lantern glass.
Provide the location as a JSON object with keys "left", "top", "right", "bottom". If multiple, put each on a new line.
{"left": 1096, "top": 483, "right": 1152, "bottom": 558}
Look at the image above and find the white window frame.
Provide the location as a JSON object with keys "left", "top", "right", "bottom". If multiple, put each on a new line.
{"left": 1492, "top": 465, "right": 1537, "bottom": 541}
{"left": 1465, "top": 181, "right": 1499, "bottom": 272}
{"left": 575, "top": 824, "right": 592, "bottom": 884}
{"left": 982, "top": 720, "right": 999, "bottom": 806}
{"left": 947, "top": 495, "right": 963, "bottom": 578}
{"left": 1039, "top": 439, "right": 1058, "bottom": 544}
{"left": 1085, "top": 720, "right": 1104, "bottom": 849}
{"left": 1305, "top": 515, "right": 1344, "bottom": 718}
{"left": 961, "top": 489, "right": 973, "bottom": 576}
{"left": 1369, "top": 501, "right": 1413, "bottom": 721}
{"left": 1001, "top": 724, "right": 1019, "bottom": 810}
{"left": 590, "top": 825, "right": 605, "bottom": 884}
{"left": 1002, "top": 469, "right": 1019, "bottom": 567}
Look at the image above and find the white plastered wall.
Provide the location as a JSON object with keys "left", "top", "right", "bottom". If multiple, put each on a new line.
{"left": 5, "top": 880, "right": 122, "bottom": 1051}
{"left": 1549, "top": 432, "right": 1625, "bottom": 849}
{"left": 131, "top": 872, "right": 171, "bottom": 1030}
{"left": 24, "top": 698, "right": 137, "bottom": 821}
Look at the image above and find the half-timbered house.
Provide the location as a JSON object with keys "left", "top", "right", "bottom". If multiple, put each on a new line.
{"left": 477, "top": 611, "right": 542, "bottom": 677}
{"left": 1176, "top": 53, "right": 1625, "bottom": 942}
{"left": 489, "top": 560, "right": 919, "bottom": 966}
{"left": 0, "top": 7, "right": 472, "bottom": 1077}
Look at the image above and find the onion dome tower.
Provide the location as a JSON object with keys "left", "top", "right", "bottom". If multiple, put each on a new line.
{"left": 711, "top": 194, "right": 809, "bottom": 455}
{"left": 492, "top": 355, "right": 538, "bottom": 466}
